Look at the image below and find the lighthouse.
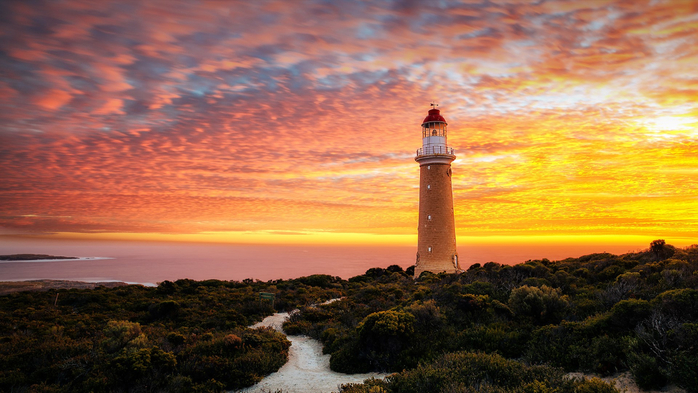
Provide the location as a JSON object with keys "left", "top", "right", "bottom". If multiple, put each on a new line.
{"left": 414, "top": 104, "right": 460, "bottom": 278}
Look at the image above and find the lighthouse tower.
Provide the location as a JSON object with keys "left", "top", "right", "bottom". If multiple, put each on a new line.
{"left": 414, "top": 104, "right": 460, "bottom": 278}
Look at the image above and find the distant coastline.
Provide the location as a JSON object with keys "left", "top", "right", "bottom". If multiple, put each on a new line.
{"left": 0, "top": 253, "right": 77, "bottom": 261}
{"left": 0, "top": 254, "right": 113, "bottom": 263}
{"left": 0, "top": 240, "right": 677, "bottom": 283}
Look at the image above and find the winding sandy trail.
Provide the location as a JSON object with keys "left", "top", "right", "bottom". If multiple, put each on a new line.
{"left": 235, "top": 311, "right": 387, "bottom": 393}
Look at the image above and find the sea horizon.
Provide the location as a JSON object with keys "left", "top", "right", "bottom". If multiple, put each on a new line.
{"left": 0, "top": 236, "right": 666, "bottom": 285}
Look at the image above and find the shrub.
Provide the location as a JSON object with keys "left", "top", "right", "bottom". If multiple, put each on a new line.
{"left": 628, "top": 351, "right": 667, "bottom": 390}
{"left": 296, "top": 274, "right": 341, "bottom": 288}
{"left": 653, "top": 288, "right": 698, "bottom": 320}
{"left": 406, "top": 300, "right": 442, "bottom": 332}
{"left": 405, "top": 265, "right": 415, "bottom": 276}
{"left": 509, "top": 285, "right": 568, "bottom": 323}
{"left": 359, "top": 310, "right": 415, "bottom": 366}
{"left": 574, "top": 377, "right": 619, "bottom": 393}
{"left": 456, "top": 324, "right": 528, "bottom": 358}
{"left": 669, "top": 352, "right": 698, "bottom": 393}
{"left": 223, "top": 334, "right": 242, "bottom": 350}
{"left": 598, "top": 265, "right": 625, "bottom": 282}
{"left": 328, "top": 310, "right": 419, "bottom": 372}
{"left": 167, "top": 332, "right": 186, "bottom": 346}
{"left": 608, "top": 299, "right": 651, "bottom": 331}
{"left": 149, "top": 300, "right": 181, "bottom": 319}
{"left": 358, "top": 310, "right": 415, "bottom": 339}
{"left": 342, "top": 351, "right": 620, "bottom": 393}
{"left": 330, "top": 340, "right": 371, "bottom": 373}
{"left": 102, "top": 320, "right": 145, "bottom": 353}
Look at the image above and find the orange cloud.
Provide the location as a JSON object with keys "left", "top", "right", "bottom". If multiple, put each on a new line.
{"left": 33, "top": 89, "right": 73, "bottom": 110}
{"left": 0, "top": 0, "right": 696, "bottom": 246}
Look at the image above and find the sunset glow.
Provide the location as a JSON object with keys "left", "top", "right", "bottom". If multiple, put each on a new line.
{"left": 1, "top": 0, "right": 696, "bottom": 247}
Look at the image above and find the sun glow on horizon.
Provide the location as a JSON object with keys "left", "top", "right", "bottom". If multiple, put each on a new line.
{"left": 13, "top": 232, "right": 694, "bottom": 251}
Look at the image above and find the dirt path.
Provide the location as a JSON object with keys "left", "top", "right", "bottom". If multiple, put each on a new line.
{"left": 235, "top": 311, "right": 387, "bottom": 393}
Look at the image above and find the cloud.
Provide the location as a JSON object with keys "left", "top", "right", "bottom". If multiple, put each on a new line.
{"left": 0, "top": 0, "right": 696, "bottom": 240}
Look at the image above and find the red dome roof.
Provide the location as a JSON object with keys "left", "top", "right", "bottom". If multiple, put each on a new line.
{"left": 422, "top": 108, "right": 446, "bottom": 124}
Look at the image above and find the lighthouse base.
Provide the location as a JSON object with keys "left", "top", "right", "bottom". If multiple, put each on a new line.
{"left": 414, "top": 253, "right": 461, "bottom": 278}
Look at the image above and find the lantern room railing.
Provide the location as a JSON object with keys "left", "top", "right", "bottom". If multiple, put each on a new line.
{"left": 416, "top": 146, "right": 455, "bottom": 158}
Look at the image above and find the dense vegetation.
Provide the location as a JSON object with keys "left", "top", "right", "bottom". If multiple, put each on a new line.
{"left": 2, "top": 241, "right": 696, "bottom": 392}
{"left": 0, "top": 277, "right": 341, "bottom": 392}
{"left": 283, "top": 241, "right": 698, "bottom": 392}
{"left": 340, "top": 352, "right": 618, "bottom": 393}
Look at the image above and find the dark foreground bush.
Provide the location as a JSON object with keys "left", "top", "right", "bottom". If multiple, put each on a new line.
{"left": 278, "top": 242, "right": 698, "bottom": 391}
{"left": 338, "top": 351, "right": 619, "bottom": 393}
{"left": 0, "top": 277, "right": 333, "bottom": 392}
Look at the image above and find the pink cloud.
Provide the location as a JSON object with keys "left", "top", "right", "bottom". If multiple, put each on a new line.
{"left": 0, "top": 0, "right": 696, "bottom": 240}
{"left": 33, "top": 89, "right": 73, "bottom": 110}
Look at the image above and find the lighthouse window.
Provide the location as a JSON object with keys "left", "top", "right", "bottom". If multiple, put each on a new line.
{"left": 427, "top": 165, "right": 430, "bottom": 170}
{"left": 427, "top": 215, "right": 431, "bottom": 220}
{"left": 428, "top": 246, "right": 432, "bottom": 252}
{"left": 427, "top": 184, "right": 431, "bottom": 190}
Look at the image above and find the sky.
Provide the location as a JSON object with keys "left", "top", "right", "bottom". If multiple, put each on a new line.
{"left": 1, "top": 0, "right": 697, "bottom": 248}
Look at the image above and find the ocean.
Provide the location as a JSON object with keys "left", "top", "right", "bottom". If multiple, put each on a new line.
{"left": 0, "top": 237, "right": 648, "bottom": 285}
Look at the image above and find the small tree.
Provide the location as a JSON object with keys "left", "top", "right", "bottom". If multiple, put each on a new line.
{"left": 651, "top": 239, "right": 666, "bottom": 261}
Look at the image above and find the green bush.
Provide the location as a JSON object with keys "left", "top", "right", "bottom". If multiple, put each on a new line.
{"left": 330, "top": 340, "right": 371, "bottom": 373}
{"left": 509, "top": 285, "right": 568, "bottom": 324}
{"left": 607, "top": 299, "right": 651, "bottom": 331}
{"left": 574, "top": 377, "right": 620, "bottom": 393}
{"left": 628, "top": 351, "right": 667, "bottom": 390}
{"left": 167, "top": 331, "right": 186, "bottom": 346}
{"left": 669, "top": 352, "right": 698, "bottom": 393}
{"left": 356, "top": 310, "right": 416, "bottom": 371}
{"left": 456, "top": 324, "right": 528, "bottom": 358}
{"left": 358, "top": 310, "right": 415, "bottom": 339}
{"left": 339, "top": 351, "right": 619, "bottom": 393}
